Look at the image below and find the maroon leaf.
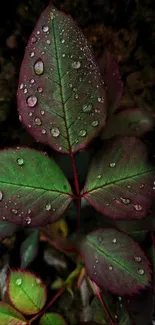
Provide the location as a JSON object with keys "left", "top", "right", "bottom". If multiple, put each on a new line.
{"left": 98, "top": 50, "right": 123, "bottom": 113}
{"left": 17, "top": 4, "right": 107, "bottom": 154}
{"left": 81, "top": 137, "right": 155, "bottom": 220}
{"left": 0, "top": 148, "right": 73, "bottom": 226}
{"left": 80, "top": 228, "right": 152, "bottom": 295}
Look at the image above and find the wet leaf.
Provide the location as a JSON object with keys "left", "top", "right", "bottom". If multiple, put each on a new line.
{"left": 0, "top": 220, "right": 19, "bottom": 239}
{"left": 0, "top": 148, "right": 73, "bottom": 226}
{"left": 8, "top": 270, "right": 47, "bottom": 315}
{"left": 101, "top": 108, "right": 153, "bottom": 139}
{"left": 20, "top": 229, "right": 39, "bottom": 268}
{"left": 98, "top": 50, "right": 123, "bottom": 113}
{"left": 17, "top": 4, "right": 107, "bottom": 154}
{"left": 0, "top": 302, "right": 27, "bottom": 325}
{"left": 39, "top": 312, "right": 67, "bottom": 325}
{"left": 80, "top": 228, "right": 152, "bottom": 295}
{"left": 82, "top": 137, "right": 155, "bottom": 220}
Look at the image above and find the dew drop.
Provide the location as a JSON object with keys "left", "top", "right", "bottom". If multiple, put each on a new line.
{"left": 42, "top": 25, "right": 49, "bottom": 32}
{"left": 61, "top": 39, "right": 65, "bottom": 44}
{"left": 92, "top": 120, "right": 99, "bottom": 127}
{"left": 11, "top": 208, "right": 18, "bottom": 214}
{"left": 37, "top": 86, "right": 43, "bottom": 93}
{"left": 97, "top": 175, "right": 101, "bottom": 179}
{"left": 140, "top": 184, "right": 145, "bottom": 189}
{"left": 109, "top": 265, "right": 113, "bottom": 271}
{"left": 25, "top": 216, "right": 31, "bottom": 225}
{"left": 46, "top": 39, "right": 51, "bottom": 45}
{"left": 45, "top": 203, "right": 51, "bottom": 211}
{"left": 98, "top": 97, "right": 104, "bottom": 103}
{"left": 40, "top": 110, "right": 45, "bottom": 115}
{"left": 50, "top": 12, "right": 54, "bottom": 20}
{"left": 30, "top": 51, "right": 35, "bottom": 58}
{"left": 127, "top": 185, "right": 131, "bottom": 189}
{"left": 17, "top": 158, "right": 24, "bottom": 166}
{"left": 62, "top": 53, "right": 65, "bottom": 58}
{"left": 120, "top": 197, "right": 131, "bottom": 204}
{"left": 28, "top": 209, "right": 31, "bottom": 214}
{"left": 79, "top": 129, "right": 87, "bottom": 137}
{"left": 51, "top": 127, "right": 60, "bottom": 137}
{"left": 118, "top": 296, "right": 122, "bottom": 301}
{"left": 23, "top": 88, "right": 28, "bottom": 94}
{"left": 31, "top": 36, "right": 37, "bottom": 43}
{"left": 34, "top": 59, "right": 44, "bottom": 75}
{"left": 36, "top": 277, "right": 41, "bottom": 284}
{"left": 109, "top": 162, "right": 116, "bottom": 168}
{"left": 16, "top": 278, "right": 22, "bottom": 286}
{"left": 20, "top": 83, "right": 24, "bottom": 89}
{"left": 30, "top": 79, "right": 35, "bottom": 84}
{"left": 28, "top": 112, "right": 33, "bottom": 117}
{"left": 134, "top": 256, "right": 142, "bottom": 262}
{"left": 72, "top": 61, "right": 81, "bottom": 69}
{"left": 42, "top": 129, "right": 46, "bottom": 134}
{"left": 138, "top": 268, "right": 145, "bottom": 275}
{"left": 112, "top": 238, "right": 117, "bottom": 243}
{"left": 35, "top": 117, "right": 42, "bottom": 126}
{"left": 27, "top": 95, "right": 38, "bottom": 107}
{"left": 82, "top": 103, "right": 93, "bottom": 113}
{"left": 134, "top": 204, "right": 143, "bottom": 211}
{"left": 0, "top": 191, "right": 3, "bottom": 201}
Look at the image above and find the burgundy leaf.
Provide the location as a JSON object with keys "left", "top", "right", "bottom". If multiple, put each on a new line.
{"left": 81, "top": 137, "right": 155, "bottom": 220}
{"left": 80, "top": 228, "right": 152, "bottom": 295}
{"left": 17, "top": 4, "right": 107, "bottom": 154}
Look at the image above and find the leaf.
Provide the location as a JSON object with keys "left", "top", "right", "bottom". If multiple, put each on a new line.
{"left": 101, "top": 108, "right": 153, "bottom": 139}
{"left": 39, "top": 312, "right": 67, "bottom": 325}
{"left": 98, "top": 50, "right": 123, "bottom": 113}
{"left": 0, "top": 220, "right": 19, "bottom": 239}
{"left": 0, "top": 148, "right": 73, "bottom": 226}
{"left": 82, "top": 137, "right": 155, "bottom": 220}
{"left": 17, "top": 4, "right": 107, "bottom": 154}
{"left": 0, "top": 302, "right": 27, "bottom": 325}
{"left": 8, "top": 270, "right": 47, "bottom": 315}
{"left": 20, "top": 229, "right": 39, "bottom": 268}
{"left": 80, "top": 228, "right": 152, "bottom": 295}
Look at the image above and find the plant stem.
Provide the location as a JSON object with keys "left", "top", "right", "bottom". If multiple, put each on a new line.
{"left": 70, "top": 153, "right": 81, "bottom": 233}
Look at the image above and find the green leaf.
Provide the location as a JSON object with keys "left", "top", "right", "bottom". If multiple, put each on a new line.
{"left": 8, "top": 270, "right": 47, "bottom": 315}
{"left": 0, "top": 302, "right": 27, "bottom": 325}
{"left": 0, "top": 220, "right": 19, "bottom": 239}
{"left": 20, "top": 229, "right": 39, "bottom": 268}
{"left": 39, "top": 313, "right": 67, "bottom": 325}
{"left": 0, "top": 148, "right": 73, "bottom": 226}
{"left": 82, "top": 137, "right": 155, "bottom": 220}
{"left": 80, "top": 228, "right": 152, "bottom": 295}
{"left": 17, "top": 4, "right": 107, "bottom": 154}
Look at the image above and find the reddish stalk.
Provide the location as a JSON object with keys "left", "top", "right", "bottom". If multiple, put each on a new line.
{"left": 29, "top": 288, "right": 64, "bottom": 324}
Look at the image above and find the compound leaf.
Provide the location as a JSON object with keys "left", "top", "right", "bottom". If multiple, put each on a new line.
{"left": 0, "top": 302, "right": 27, "bottom": 325}
{"left": 82, "top": 137, "right": 155, "bottom": 220}
{"left": 80, "top": 228, "right": 152, "bottom": 295}
{"left": 17, "top": 4, "right": 107, "bottom": 154}
{"left": 8, "top": 270, "right": 47, "bottom": 315}
{"left": 0, "top": 148, "right": 73, "bottom": 226}
{"left": 20, "top": 229, "right": 39, "bottom": 268}
{"left": 39, "top": 313, "right": 67, "bottom": 325}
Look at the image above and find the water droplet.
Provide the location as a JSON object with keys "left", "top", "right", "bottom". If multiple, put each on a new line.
{"left": 140, "top": 184, "right": 145, "bottom": 189}
{"left": 118, "top": 296, "right": 122, "bottom": 301}
{"left": 37, "top": 87, "right": 43, "bottom": 93}
{"left": 98, "top": 97, "right": 104, "bottom": 103}
{"left": 113, "top": 238, "right": 117, "bottom": 243}
{"left": 72, "top": 61, "right": 81, "bottom": 69}
{"left": 28, "top": 209, "right": 31, "bottom": 214}
{"left": 109, "top": 265, "right": 113, "bottom": 271}
{"left": 82, "top": 103, "right": 93, "bottom": 113}
{"left": 114, "top": 315, "right": 118, "bottom": 319}
{"left": 20, "top": 83, "right": 24, "bottom": 89}
{"left": 42, "top": 129, "right": 46, "bottom": 134}
{"left": 79, "top": 129, "right": 87, "bottom": 137}
{"left": 134, "top": 204, "right": 143, "bottom": 211}
{"left": 25, "top": 216, "right": 31, "bottom": 225}
{"left": 17, "top": 158, "right": 24, "bottom": 166}
{"left": 27, "top": 95, "right": 38, "bottom": 107}
{"left": 120, "top": 197, "right": 131, "bottom": 204}
{"left": 31, "top": 36, "right": 37, "bottom": 43}
{"left": 62, "top": 53, "right": 65, "bottom": 57}
{"left": 75, "top": 94, "right": 79, "bottom": 99}
{"left": 127, "top": 185, "right": 131, "bottom": 189}
{"left": 50, "top": 12, "right": 54, "bottom": 20}
{"left": 91, "top": 120, "right": 99, "bottom": 127}
{"left": 0, "top": 191, "right": 3, "bottom": 201}
{"left": 40, "top": 110, "right": 45, "bottom": 115}
{"left": 61, "top": 39, "right": 65, "bottom": 44}
{"left": 109, "top": 162, "right": 116, "bottom": 168}
{"left": 46, "top": 39, "right": 51, "bottom": 45}
{"left": 97, "top": 175, "right": 101, "bottom": 179}
{"left": 29, "top": 112, "right": 33, "bottom": 117}
{"left": 42, "top": 25, "right": 49, "bottom": 32}
{"left": 16, "top": 278, "right": 22, "bottom": 286}
{"left": 11, "top": 208, "right": 18, "bottom": 214}
{"left": 45, "top": 203, "right": 51, "bottom": 211}
{"left": 134, "top": 256, "right": 142, "bottom": 262}
{"left": 36, "top": 277, "right": 41, "bottom": 284}
{"left": 138, "top": 269, "right": 145, "bottom": 275}
{"left": 51, "top": 127, "right": 60, "bottom": 137}
{"left": 35, "top": 117, "right": 42, "bottom": 126}
{"left": 23, "top": 88, "right": 28, "bottom": 94}
{"left": 34, "top": 59, "right": 44, "bottom": 75}
{"left": 30, "top": 51, "right": 35, "bottom": 58}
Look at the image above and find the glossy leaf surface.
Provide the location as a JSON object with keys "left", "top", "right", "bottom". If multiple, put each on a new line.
{"left": 0, "top": 220, "right": 19, "bottom": 239}
{"left": 0, "top": 148, "right": 73, "bottom": 226}
{"left": 80, "top": 228, "right": 151, "bottom": 295}
{"left": 0, "top": 302, "right": 27, "bottom": 325}
{"left": 39, "top": 313, "right": 67, "bottom": 325}
{"left": 20, "top": 229, "right": 39, "bottom": 268}
{"left": 8, "top": 270, "right": 47, "bottom": 315}
{"left": 17, "top": 4, "right": 107, "bottom": 154}
{"left": 101, "top": 108, "right": 153, "bottom": 139}
{"left": 82, "top": 137, "right": 155, "bottom": 220}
